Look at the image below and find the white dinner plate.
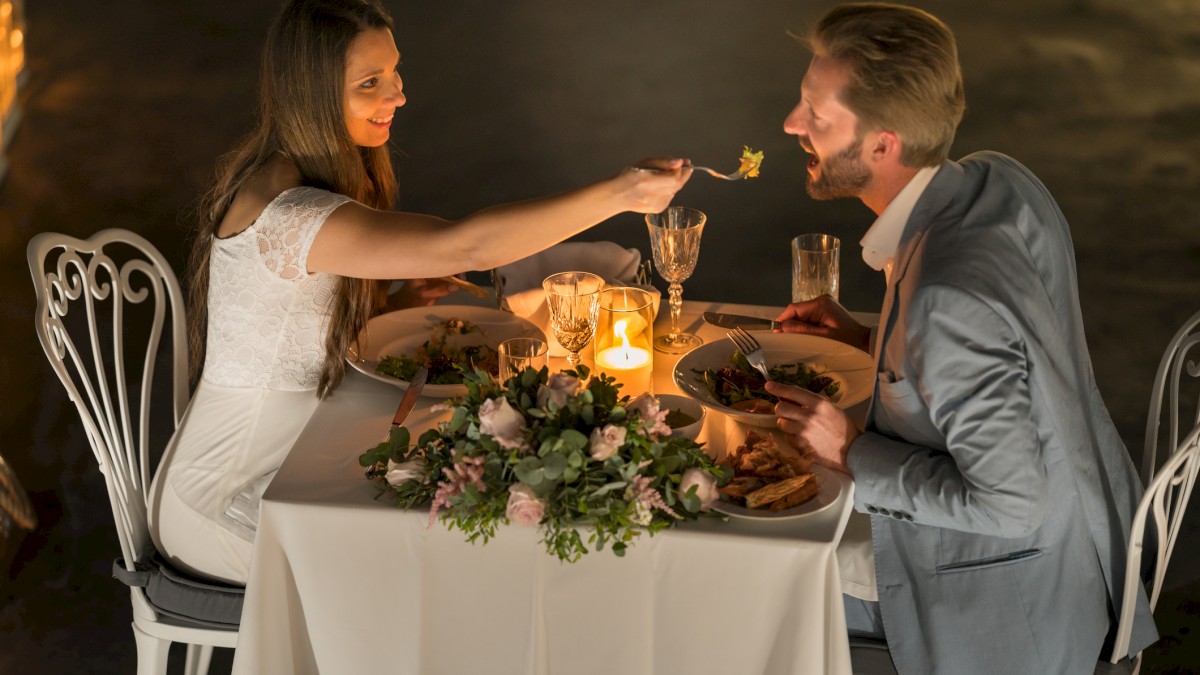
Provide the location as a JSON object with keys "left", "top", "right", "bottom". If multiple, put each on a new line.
{"left": 713, "top": 463, "right": 841, "bottom": 521}
{"left": 672, "top": 332, "right": 874, "bottom": 428}
{"left": 347, "top": 305, "right": 544, "bottom": 397}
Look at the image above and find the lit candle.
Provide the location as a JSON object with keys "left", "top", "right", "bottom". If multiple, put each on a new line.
{"left": 594, "top": 319, "right": 651, "bottom": 392}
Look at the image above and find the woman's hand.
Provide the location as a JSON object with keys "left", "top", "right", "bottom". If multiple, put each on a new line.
{"left": 613, "top": 158, "right": 693, "bottom": 214}
{"left": 775, "top": 295, "right": 871, "bottom": 352}
{"left": 386, "top": 277, "right": 459, "bottom": 310}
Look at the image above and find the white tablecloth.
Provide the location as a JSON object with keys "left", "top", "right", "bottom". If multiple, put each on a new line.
{"left": 232, "top": 300, "right": 871, "bottom": 675}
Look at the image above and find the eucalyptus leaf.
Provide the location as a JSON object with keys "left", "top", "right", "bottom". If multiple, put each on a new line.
{"left": 449, "top": 406, "right": 469, "bottom": 432}
{"left": 559, "top": 429, "right": 588, "bottom": 452}
{"left": 542, "top": 452, "right": 568, "bottom": 480}
{"left": 387, "top": 426, "right": 411, "bottom": 452}
{"left": 591, "top": 481, "right": 627, "bottom": 497}
{"left": 514, "top": 456, "right": 545, "bottom": 486}
{"left": 680, "top": 488, "right": 701, "bottom": 513}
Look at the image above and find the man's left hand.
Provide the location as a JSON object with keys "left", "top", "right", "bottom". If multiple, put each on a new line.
{"left": 766, "top": 381, "right": 860, "bottom": 474}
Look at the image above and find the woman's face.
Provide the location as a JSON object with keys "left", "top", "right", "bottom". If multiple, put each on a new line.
{"left": 343, "top": 28, "right": 405, "bottom": 147}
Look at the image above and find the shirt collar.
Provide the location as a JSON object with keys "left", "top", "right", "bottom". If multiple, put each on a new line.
{"left": 860, "top": 165, "right": 939, "bottom": 278}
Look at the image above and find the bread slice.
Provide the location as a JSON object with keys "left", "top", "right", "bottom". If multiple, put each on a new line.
{"left": 745, "top": 473, "right": 814, "bottom": 509}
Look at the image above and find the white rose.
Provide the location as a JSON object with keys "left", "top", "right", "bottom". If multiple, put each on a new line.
{"left": 478, "top": 397, "right": 527, "bottom": 450}
{"left": 626, "top": 393, "right": 661, "bottom": 419}
{"left": 506, "top": 483, "right": 546, "bottom": 527}
{"left": 588, "top": 424, "right": 627, "bottom": 461}
{"left": 627, "top": 394, "right": 671, "bottom": 438}
{"left": 536, "top": 372, "right": 581, "bottom": 409}
{"left": 385, "top": 459, "right": 425, "bottom": 487}
{"left": 679, "top": 467, "right": 719, "bottom": 512}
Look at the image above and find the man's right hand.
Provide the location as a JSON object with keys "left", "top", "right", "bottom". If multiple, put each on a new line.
{"left": 774, "top": 295, "right": 871, "bottom": 352}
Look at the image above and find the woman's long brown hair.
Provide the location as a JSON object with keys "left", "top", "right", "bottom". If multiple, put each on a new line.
{"left": 187, "top": 0, "right": 396, "bottom": 398}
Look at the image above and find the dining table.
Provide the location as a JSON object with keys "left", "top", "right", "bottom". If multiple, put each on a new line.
{"left": 231, "top": 297, "right": 878, "bottom": 675}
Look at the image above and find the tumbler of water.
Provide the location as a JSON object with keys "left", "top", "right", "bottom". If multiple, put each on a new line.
{"left": 791, "top": 234, "right": 840, "bottom": 302}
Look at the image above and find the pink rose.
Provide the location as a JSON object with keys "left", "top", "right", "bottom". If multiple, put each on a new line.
{"left": 679, "top": 468, "right": 719, "bottom": 511}
{"left": 627, "top": 394, "right": 671, "bottom": 438}
{"left": 478, "top": 397, "right": 527, "bottom": 450}
{"left": 506, "top": 483, "right": 546, "bottom": 526}
{"left": 536, "top": 372, "right": 581, "bottom": 409}
{"left": 588, "top": 424, "right": 627, "bottom": 461}
{"left": 385, "top": 458, "right": 425, "bottom": 487}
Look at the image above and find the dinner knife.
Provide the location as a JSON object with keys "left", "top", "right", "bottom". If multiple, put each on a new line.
{"left": 389, "top": 366, "right": 429, "bottom": 433}
{"left": 702, "top": 312, "right": 779, "bottom": 332}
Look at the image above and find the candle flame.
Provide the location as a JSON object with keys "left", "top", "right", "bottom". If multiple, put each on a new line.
{"left": 614, "top": 319, "right": 631, "bottom": 348}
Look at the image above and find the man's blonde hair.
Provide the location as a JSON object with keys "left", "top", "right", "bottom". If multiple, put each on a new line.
{"left": 810, "top": 3, "right": 965, "bottom": 167}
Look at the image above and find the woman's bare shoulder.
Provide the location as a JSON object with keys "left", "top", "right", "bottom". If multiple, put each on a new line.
{"left": 216, "top": 158, "right": 303, "bottom": 239}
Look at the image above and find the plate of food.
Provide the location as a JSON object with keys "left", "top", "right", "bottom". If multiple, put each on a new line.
{"left": 347, "top": 306, "right": 544, "bottom": 397}
{"left": 715, "top": 430, "right": 841, "bottom": 520}
{"left": 672, "top": 332, "right": 874, "bottom": 428}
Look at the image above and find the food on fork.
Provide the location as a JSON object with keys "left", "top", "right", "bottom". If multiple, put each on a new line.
{"left": 738, "top": 146, "right": 764, "bottom": 178}
{"left": 718, "top": 431, "right": 820, "bottom": 511}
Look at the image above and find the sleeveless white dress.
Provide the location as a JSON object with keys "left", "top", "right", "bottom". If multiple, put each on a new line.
{"left": 149, "top": 186, "right": 351, "bottom": 585}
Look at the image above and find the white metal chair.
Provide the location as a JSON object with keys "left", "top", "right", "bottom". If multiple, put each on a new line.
{"left": 1106, "top": 424, "right": 1200, "bottom": 674}
{"left": 1140, "top": 309, "right": 1200, "bottom": 484}
{"left": 1100, "top": 309, "right": 1200, "bottom": 674}
{"left": 28, "top": 229, "right": 238, "bottom": 675}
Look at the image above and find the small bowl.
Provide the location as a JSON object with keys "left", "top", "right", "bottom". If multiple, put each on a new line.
{"left": 655, "top": 393, "right": 706, "bottom": 442}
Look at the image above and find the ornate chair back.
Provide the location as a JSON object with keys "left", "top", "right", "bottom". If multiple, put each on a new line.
{"left": 1141, "top": 309, "right": 1200, "bottom": 482}
{"left": 28, "top": 229, "right": 239, "bottom": 675}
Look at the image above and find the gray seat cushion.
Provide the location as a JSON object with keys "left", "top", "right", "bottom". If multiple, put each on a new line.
{"left": 112, "top": 554, "right": 243, "bottom": 630}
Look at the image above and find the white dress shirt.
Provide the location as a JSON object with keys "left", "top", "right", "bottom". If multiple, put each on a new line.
{"left": 860, "top": 166, "right": 939, "bottom": 282}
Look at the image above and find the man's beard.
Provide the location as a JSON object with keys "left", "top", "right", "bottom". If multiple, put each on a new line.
{"left": 805, "top": 137, "right": 870, "bottom": 201}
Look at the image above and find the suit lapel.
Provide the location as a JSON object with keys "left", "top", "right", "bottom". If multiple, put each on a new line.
{"left": 865, "top": 160, "right": 963, "bottom": 429}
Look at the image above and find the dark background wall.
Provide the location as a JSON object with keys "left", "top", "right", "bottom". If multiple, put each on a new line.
{"left": 2, "top": 0, "right": 1198, "bottom": 671}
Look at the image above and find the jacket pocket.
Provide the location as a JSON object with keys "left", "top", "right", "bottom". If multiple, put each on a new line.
{"left": 935, "top": 548, "right": 1043, "bottom": 573}
{"left": 873, "top": 374, "right": 943, "bottom": 449}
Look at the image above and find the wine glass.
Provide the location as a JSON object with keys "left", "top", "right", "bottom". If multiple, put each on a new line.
{"left": 646, "top": 206, "right": 706, "bottom": 354}
{"left": 542, "top": 271, "right": 605, "bottom": 368}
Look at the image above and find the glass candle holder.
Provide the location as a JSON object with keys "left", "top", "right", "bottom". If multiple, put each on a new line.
{"left": 592, "top": 286, "right": 655, "bottom": 396}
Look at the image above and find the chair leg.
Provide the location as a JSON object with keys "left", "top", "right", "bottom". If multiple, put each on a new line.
{"left": 131, "top": 622, "right": 171, "bottom": 675}
{"left": 184, "top": 644, "right": 214, "bottom": 675}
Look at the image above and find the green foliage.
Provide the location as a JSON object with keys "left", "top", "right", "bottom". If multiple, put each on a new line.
{"left": 362, "top": 365, "right": 724, "bottom": 561}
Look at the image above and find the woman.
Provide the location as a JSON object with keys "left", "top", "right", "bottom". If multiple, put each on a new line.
{"left": 148, "top": 0, "right": 689, "bottom": 585}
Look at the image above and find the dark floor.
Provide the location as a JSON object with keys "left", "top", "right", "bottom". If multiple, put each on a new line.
{"left": 2, "top": 0, "right": 1200, "bottom": 673}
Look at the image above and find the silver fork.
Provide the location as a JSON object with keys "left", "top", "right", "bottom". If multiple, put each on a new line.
{"left": 634, "top": 163, "right": 754, "bottom": 181}
{"left": 727, "top": 327, "right": 771, "bottom": 381}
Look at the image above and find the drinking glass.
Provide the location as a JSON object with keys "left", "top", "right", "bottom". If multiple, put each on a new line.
{"left": 791, "top": 233, "right": 840, "bottom": 302}
{"left": 646, "top": 206, "right": 706, "bottom": 354}
{"left": 542, "top": 271, "right": 605, "bottom": 368}
{"left": 497, "top": 337, "right": 549, "bottom": 379}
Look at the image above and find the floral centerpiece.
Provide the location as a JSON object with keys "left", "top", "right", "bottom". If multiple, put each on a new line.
{"left": 359, "top": 365, "right": 729, "bottom": 562}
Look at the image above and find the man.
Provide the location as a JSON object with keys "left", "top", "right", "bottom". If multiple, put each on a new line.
{"left": 768, "top": 4, "right": 1158, "bottom": 674}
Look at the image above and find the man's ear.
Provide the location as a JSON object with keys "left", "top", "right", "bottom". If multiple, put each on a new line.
{"left": 868, "top": 129, "right": 903, "bottom": 165}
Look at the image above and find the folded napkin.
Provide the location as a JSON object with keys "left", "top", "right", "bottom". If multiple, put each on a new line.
{"left": 220, "top": 469, "right": 278, "bottom": 543}
{"left": 496, "top": 242, "right": 658, "bottom": 356}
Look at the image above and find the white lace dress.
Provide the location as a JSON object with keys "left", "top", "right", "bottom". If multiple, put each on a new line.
{"left": 149, "top": 186, "right": 351, "bottom": 585}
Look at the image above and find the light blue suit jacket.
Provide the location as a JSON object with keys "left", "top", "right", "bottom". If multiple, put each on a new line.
{"left": 849, "top": 152, "right": 1158, "bottom": 675}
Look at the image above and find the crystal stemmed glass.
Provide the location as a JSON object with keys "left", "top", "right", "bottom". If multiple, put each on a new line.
{"left": 646, "top": 206, "right": 706, "bottom": 354}
{"left": 542, "top": 271, "right": 605, "bottom": 368}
